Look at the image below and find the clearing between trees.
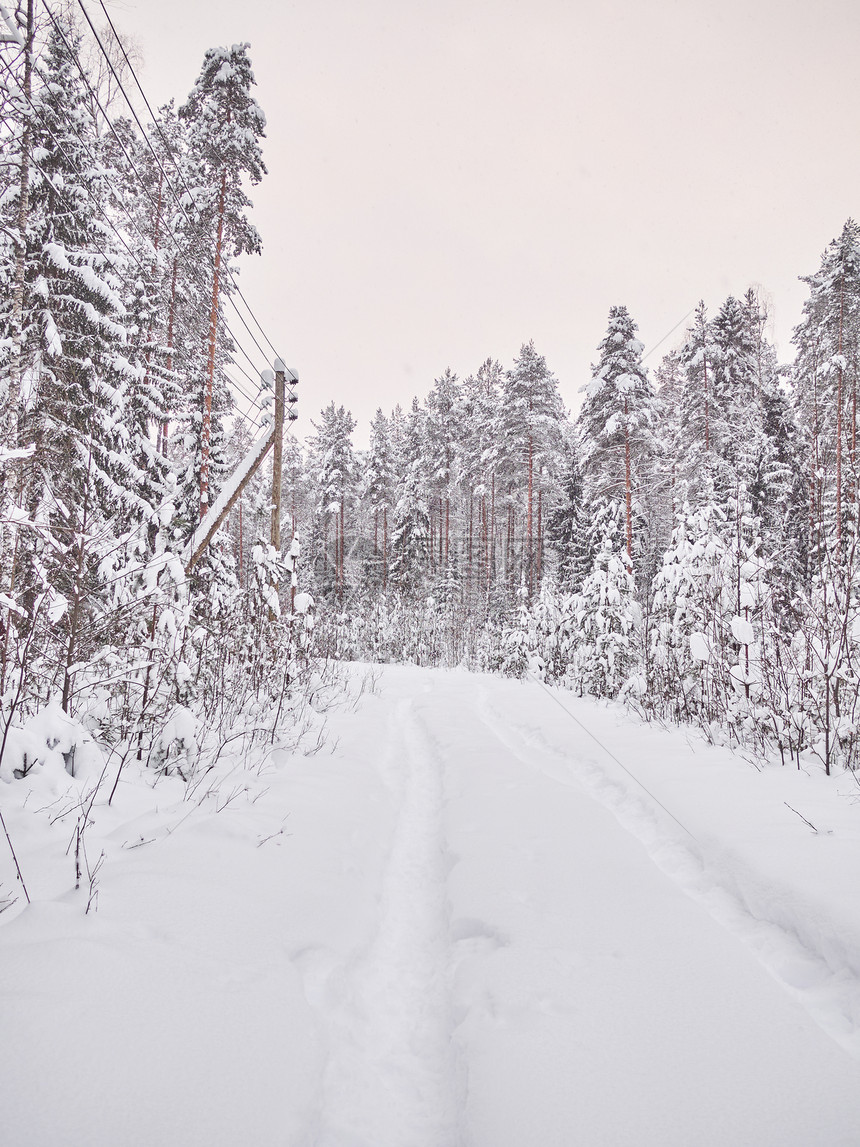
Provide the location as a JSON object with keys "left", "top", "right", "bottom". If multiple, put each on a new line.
{"left": 2, "top": 665, "right": 860, "bottom": 1146}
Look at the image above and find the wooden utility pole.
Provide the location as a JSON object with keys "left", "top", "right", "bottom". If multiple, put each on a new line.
{"left": 270, "top": 361, "right": 286, "bottom": 551}
{"left": 185, "top": 360, "right": 297, "bottom": 575}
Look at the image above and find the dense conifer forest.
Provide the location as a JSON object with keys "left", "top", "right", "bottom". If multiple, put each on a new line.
{"left": 1, "top": 2, "right": 859, "bottom": 786}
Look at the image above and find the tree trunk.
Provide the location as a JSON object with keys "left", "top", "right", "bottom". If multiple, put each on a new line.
{"left": 339, "top": 497, "right": 345, "bottom": 600}
{"left": 62, "top": 451, "right": 93, "bottom": 714}
{"left": 0, "top": 3, "right": 34, "bottom": 693}
{"left": 836, "top": 272, "right": 845, "bottom": 552}
{"left": 467, "top": 494, "right": 473, "bottom": 598}
{"left": 537, "top": 485, "right": 542, "bottom": 585}
{"left": 703, "top": 352, "right": 710, "bottom": 453}
{"left": 238, "top": 496, "right": 244, "bottom": 586}
{"left": 527, "top": 431, "right": 534, "bottom": 595}
{"left": 159, "top": 256, "right": 178, "bottom": 456}
{"left": 2, "top": 0, "right": 34, "bottom": 591}
{"left": 199, "top": 170, "right": 227, "bottom": 520}
{"left": 382, "top": 505, "right": 388, "bottom": 591}
{"left": 624, "top": 399, "right": 633, "bottom": 571}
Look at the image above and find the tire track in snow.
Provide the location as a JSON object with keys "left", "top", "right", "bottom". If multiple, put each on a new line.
{"left": 476, "top": 680, "right": 860, "bottom": 1058}
{"left": 316, "top": 694, "right": 462, "bottom": 1147}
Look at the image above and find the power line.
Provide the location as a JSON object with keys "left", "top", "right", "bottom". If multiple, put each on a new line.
{"left": 90, "top": 0, "right": 284, "bottom": 366}
{"left": 643, "top": 306, "right": 696, "bottom": 362}
{"left": 75, "top": 0, "right": 282, "bottom": 369}
{"left": 39, "top": 0, "right": 274, "bottom": 413}
{"left": 0, "top": 48, "right": 270, "bottom": 436}
{"left": 2, "top": 5, "right": 297, "bottom": 587}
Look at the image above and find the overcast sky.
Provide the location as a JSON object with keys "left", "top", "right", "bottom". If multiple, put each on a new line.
{"left": 111, "top": 0, "right": 860, "bottom": 442}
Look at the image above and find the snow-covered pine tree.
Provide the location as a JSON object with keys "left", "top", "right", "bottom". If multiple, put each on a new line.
{"left": 178, "top": 43, "right": 266, "bottom": 522}
{"left": 499, "top": 341, "right": 565, "bottom": 596}
{"left": 307, "top": 403, "right": 356, "bottom": 601}
{"left": 460, "top": 358, "right": 503, "bottom": 608}
{"left": 424, "top": 367, "right": 461, "bottom": 575}
{"left": 792, "top": 220, "right": 860, "bottom": 567}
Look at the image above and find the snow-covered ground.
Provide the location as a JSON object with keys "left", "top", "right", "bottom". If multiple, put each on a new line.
{"left": 2, "top": 665, "right": 860, "bottom": 1146}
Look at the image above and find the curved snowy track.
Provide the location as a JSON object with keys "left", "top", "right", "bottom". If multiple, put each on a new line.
{"left": 306, "top": 667, "right": 860, "bottom": 1147}
{"left": 314, "top": 697, "right": 462, "bottom": 1147}
{"left": 3, "top": 665, "right": 860, "bottom": 1146}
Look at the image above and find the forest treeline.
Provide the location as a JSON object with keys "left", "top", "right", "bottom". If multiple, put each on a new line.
{"left": 0, "top": 4, "right": 858, "bottom": 781}
{"left": 296, "top": 230, "right": 860, "bottom": 777}
{"left": 0, "top": 6, "right": 308, "bottom": 780}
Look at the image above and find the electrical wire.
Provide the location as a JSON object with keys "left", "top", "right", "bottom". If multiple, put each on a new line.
{"left": 38, "top": 0, "right": 274, "bottom": 412}
{"left": 75, "top": 0, "right": 282, "bottom": 369}
{"left": 0, "top": 49, "right": 271, "bottom": 439}
{"left": 642, "top": 306, "right": 696, "bottom": 362}
{"left": 90, "top": 0, "right": 284, "bottom": 366}
{"left": 2, "top": 6, "right": 298, "bottom": 587}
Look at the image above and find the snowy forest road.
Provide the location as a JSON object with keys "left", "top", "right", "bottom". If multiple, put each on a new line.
{"left": 3, "top": 666, "right": 860, "bottom": 1146}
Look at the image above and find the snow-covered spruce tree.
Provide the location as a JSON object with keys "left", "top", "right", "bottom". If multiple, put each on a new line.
{"left": 362, "top": 408, "right": 396, "bottom": 590}
{"left": 546, "top": 427, "right": 591, "bottom": 592}
{"left": 0, "top": 0, "right": 36, "bottom": 600}
{"left": 578, "top": 307, "right": 658, "bottom": 578}
{"left": 649, "top": 496, "right": 737, "bottom": 727}
{"left": 672, "top": 301, "right": 720, "bottom": 506}
{"left": 497, "top": 576, "right": 581, "bottom": 684}
{"left": 307, "top": 403, "right": 356, "bottom": 603}
{"left": 389, "top": 397, "right": 431, "bottom": 596}
{"left": 570, "top": 499, "right": 640, "bottom": 699}
{"left": 178, "top": 43, "right": 266, "bottom": 523}
{"left": 12, "top": 18, "right": 145, "bottom": 712}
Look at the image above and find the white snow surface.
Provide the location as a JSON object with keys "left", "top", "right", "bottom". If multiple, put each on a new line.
{"left": 3, "top": 665, "right": 860, "bottom": 1145}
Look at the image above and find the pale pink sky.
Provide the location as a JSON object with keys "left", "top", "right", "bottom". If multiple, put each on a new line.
{"left": 110, "top": 0, "right": 860, "bottom": 441}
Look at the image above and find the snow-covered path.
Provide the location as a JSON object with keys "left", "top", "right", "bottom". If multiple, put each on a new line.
{"left": 3, "top": 665, "right": 860, "bottom": 1145}
{"left": 314, "top": 697, "right": 462, "bottom": 1146}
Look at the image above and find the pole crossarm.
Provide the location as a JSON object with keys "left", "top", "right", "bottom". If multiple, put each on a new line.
{"left": 0, "top": 4, "right": 23, "bottom": 45}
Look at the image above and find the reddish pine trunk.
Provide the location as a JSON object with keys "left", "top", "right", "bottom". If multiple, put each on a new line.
{"left": 339, "top": 498, "right": 345, "bottom": 599}
{"left": 199, "top": 171, "right": 227, "bottom": 521}
{"left": 467, "top": 494, "right": 473, "bottom": 596}
{"left": 238, "top": 497, "right": 243, "bottom": 586}
{"left": 481, "top": 496, "right": 488, "bottom": 597}
{"left": 837, "top": 274, "right": 845, "bottom": 550}
{"left": 624, "top": 399, "right": 633, "bottom": 572}
{"left": 159, "top": 257, "right": 178, "bottom": 457}
{"left": 703, "top": 353, "right": 710, "bottom": 452}
{"left": 382, "top": 506, "right": 388, "bottom": 591}
{"left": 527, "top": 432, "right": 534, "bottom": 595}
{"left": 2, "top": 0, "right": 34, "bottom": 613}
{"left": 489, "top": 474, "right": 496, "bottom": 596}
{"left": 536, "top": 486, "right": 542, "bottom": 584}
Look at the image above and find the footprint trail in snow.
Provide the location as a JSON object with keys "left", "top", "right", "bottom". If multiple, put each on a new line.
{"left": 315, "top": 696, "right": 461, "bottom": 1147}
